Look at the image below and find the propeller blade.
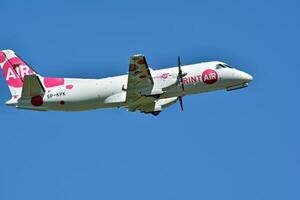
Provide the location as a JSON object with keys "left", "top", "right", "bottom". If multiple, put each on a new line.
{"left": 179, "top": 96, "right": 184, "bottom": 111}
{"left": 177, "top": 56, "right": 184, "bottom": 91}
{"left": 178, "top": 56, "right": 182, "bottom": 75}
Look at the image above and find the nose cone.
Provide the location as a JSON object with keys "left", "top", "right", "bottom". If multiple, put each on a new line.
{"left": 237, "top": 71, "right": 253, "bottom": 83}
{"left": 243, "top": 72, "right": 253, "bottom": 82}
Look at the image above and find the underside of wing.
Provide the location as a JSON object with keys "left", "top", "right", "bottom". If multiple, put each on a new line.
{"left": 125, "top": 55, "right": 179, "bottom": 115}
{"left": 128, "top": 96, "right": 178, "bottom": 114}
{"left": 126, "top": 55, "right": 154, "bottom": 103}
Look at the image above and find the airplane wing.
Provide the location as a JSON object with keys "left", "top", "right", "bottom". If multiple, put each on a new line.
{"left": 125, "top": 55, "right": 178, "bottom": 114}
{"left": 125, "top": 54, "right": 154, "bottom": 103}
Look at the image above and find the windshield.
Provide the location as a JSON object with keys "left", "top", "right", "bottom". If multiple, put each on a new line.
{"left": 216, "top": 64, "right": 233, "bottom": 69}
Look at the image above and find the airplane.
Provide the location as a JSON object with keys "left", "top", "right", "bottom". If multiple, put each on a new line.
{"left": 0, "top": 49, "right": 253, "bottom": 116}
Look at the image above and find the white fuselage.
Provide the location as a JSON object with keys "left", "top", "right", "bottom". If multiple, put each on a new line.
{"left": 33, "top": 61, "right": 252, "bottom": 111}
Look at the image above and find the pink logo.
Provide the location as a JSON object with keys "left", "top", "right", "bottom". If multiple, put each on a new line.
{"left": 202, "top": 69, "right": 218, "bottom": 84}
{"left": 2, "top": 57, "right": 36, "bottom": 87}
{"left": 161, "top": 73, "right": 169, "bottom": 79}
{"left": 154, "top": 73, "right": 169, "bottom": 80}
{"left": 3, "top": 63, "right": 23, "bottom": 88}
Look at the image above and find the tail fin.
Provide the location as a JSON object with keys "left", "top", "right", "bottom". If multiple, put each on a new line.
{"left": 0, "top": 50, "right": 38, "bottom": 101}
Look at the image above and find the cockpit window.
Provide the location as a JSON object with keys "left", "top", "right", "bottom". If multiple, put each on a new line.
{"left": 216, "top": 64, "right": 233, "bottom": 69}
{"left": 216, "top": 64, "right": 226, "bottom": 69}
{"left": 224, "top": 64, "right": 232, "bottom": 68}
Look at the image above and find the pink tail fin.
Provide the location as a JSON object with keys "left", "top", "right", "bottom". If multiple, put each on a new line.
{"left": 0, "top": 50, "right": 37, "bottom": 98}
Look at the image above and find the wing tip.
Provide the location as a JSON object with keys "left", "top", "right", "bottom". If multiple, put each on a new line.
{"left": 131, "top": 54, "right": 144, "bottom": 58}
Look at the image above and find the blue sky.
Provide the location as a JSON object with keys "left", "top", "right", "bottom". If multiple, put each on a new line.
{"left": 0, "top": 0, "right": 299, "bottom": 199}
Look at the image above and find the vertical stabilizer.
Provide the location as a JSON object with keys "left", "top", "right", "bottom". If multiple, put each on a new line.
{"left": 0, "top": 50, "right": 38, "bottom": 103}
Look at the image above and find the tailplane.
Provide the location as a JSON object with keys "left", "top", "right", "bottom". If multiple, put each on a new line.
{"left": 0, "top": 50, "right": 38, "bottom": 104}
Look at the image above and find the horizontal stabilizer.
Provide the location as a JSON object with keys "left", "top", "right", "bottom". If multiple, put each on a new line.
{"left": 21, "top": 74, "right": 45, "bottom": 97}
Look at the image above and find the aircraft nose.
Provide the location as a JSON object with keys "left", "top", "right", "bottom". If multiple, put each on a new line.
{"left": 244, "top": 72, "right": 253, "bottom": 82}
{"left": 238, "top": 71, "right": 253, "bottom": 83}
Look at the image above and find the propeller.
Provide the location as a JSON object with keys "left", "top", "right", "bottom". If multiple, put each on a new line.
{"left": 177, "top": 56, "right": 186, "bottom": 111}
{"left": 177, "top": 56, "right": 185, "bottom": 91}
{"left": 179, "top": 96, "right": 184, "bottom": 111}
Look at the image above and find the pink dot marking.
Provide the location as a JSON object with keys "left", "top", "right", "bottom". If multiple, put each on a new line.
{"left": 137, "top": 59, "right": 145, "bottom": 65}
{"left": 0, "top": 52, "right": 6, "bottom": 63}
{"left": 66, "top": 84, "right": 74, "bottom": 90}
{"left": 31, "top": 96, "right": 43, "bottom": 106}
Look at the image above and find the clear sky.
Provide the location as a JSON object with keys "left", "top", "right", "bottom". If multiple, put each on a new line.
{"left": 0, "top": 0, "right": 299, "bottom": 200}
